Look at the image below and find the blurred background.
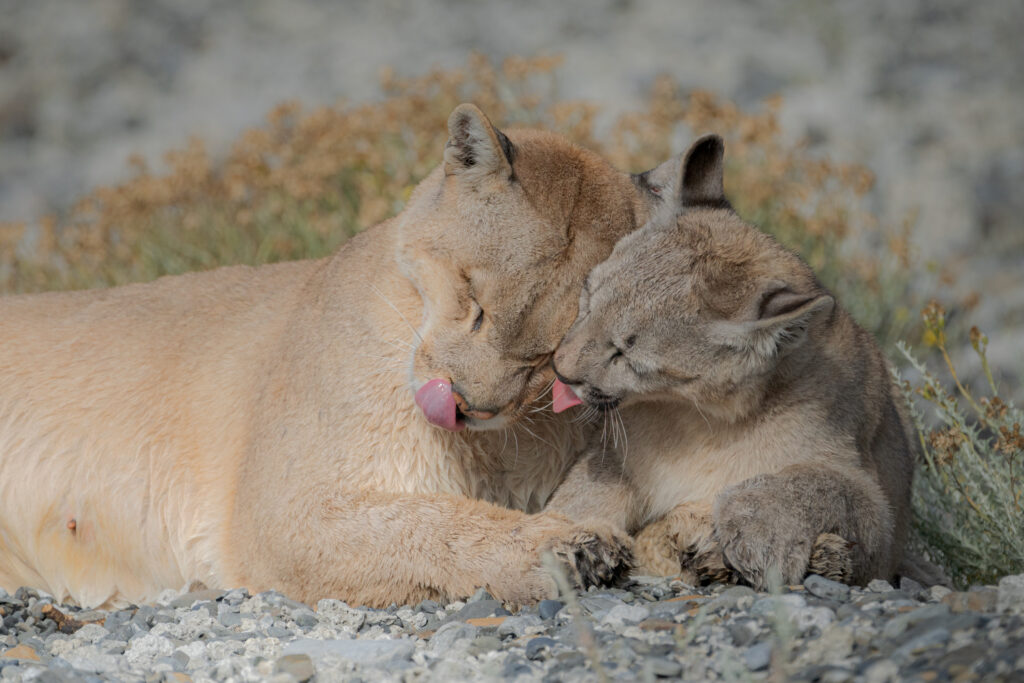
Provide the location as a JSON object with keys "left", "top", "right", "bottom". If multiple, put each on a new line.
{"left": 1, "top": 0, "right": 1023, "bottom": 374}
{"left": 0, "top": 0, "right": 1021, "bottom": 584}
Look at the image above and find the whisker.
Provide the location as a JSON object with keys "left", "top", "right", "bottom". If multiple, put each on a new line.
{"left": 369, "top": 283, "right": 424, "bottom": 343}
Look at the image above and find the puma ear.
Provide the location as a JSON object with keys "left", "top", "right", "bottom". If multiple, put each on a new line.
{"left": 679, "top": 134, "right": 729, "bottom": 210}
{"left": 746, "top": 283, "right": 835, "bottom": 354}
{"left": 632, "top": 134, "right": 730, "bottom": 212}
{"left": 444, "top": 103, "right": 514, "bottom": 181}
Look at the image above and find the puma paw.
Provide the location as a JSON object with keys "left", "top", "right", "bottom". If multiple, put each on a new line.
{"left": 807, "top": 533, "right": 854, "bottom": 583}
{"left": 545, "top": 523, "right": 635, "bottom": 589}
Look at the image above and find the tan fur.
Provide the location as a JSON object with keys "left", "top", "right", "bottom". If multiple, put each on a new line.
{"left": 0, "top": 105, "right": 680, "bottom": 608}
{"left": 547, "top": 136, "right": 915, "bottom": 589}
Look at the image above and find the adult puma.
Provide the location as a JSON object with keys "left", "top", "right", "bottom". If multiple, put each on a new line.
{"left": 547, "top": 136, "right": 916, "bottom": 588}
{"left": 0, "top": 105, "right": 679, "bottom": 608}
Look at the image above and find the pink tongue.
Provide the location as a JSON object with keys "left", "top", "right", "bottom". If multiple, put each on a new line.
{"left": 552, "top": 379, "right": 583, "bottom": 413}
{"left": 415, "top": 378, "right": 465, "bottom": 431}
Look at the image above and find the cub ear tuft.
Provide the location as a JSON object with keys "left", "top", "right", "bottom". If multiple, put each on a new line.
{"left": 444, "top": 103, "right": 514, "bottom": 180}
{"left": 679, "top": 134, "right": 729, "bottom": 210}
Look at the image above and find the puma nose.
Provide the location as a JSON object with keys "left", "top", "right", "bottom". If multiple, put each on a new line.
{"left": 550, "top": 362, "right": 578, "bottom": 387}
{"left": 450, "top": 389, "right": 497, "bottom": 420}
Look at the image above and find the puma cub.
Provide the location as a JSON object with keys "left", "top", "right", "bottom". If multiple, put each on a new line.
{"left": 546, "top": 136, "right": 916, "bottom": 588}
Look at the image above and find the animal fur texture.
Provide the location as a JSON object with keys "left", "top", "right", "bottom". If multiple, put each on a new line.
{"left": 0, "top": 105, "right": 687, "bottom": 608}
{"left": 547, "top": 135, "right": 916, "bottom": 589}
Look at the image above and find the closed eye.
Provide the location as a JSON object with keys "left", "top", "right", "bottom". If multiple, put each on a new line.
{"left": 471, "top": 300, "right": 484, "bottom": 332}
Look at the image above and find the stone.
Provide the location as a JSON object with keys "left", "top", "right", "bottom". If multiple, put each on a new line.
{"left": 538, "top": 600, "right": 563, "bottom": 620}
{"left": 275, "top": 654, "right": 314, "bottom": 682}
{"left": 466, "top": 588, "right": 494, "bottom": 603}
{"left": 744, "top": 641, "right": 773, "bottom": 671}
{"left": 290, "top": 608, "right": 317, "bottom": 630}
{"left": 124, "top": 633, "right": 175, "bottom": 670}
{"left": 805, "top": 574, "right": 852, "bottom": 602}
{"left": 708, "top": 585, "right": 757, "bottom": 611}
{"left": 861, "top": 658, "right": 899, "bottom": 683}
{"left": 167, "top": 589, "right": 225, "bottom": 609}
{"left": 893, "top": 627, "right": 951, "bottom": 661}
{"left": 73, "top": 624, "right": 110, "bottom": 643}
{"left": 943, "top": 589, "right": 998, "bottom": 613}
{"left": 997, "top": 574, "right": 1024, "bottom": 615}
{"left": 1, "top": 644, "right": 39, "bottom": 661}
{"left": 600, "top": 604, "right": 650, "bottom": 627}
{"left": 791, "top": 606, "right": 835, "bottom": 634}
{"left": 314, "top": 600, "right": 366, "bottom": 632}
{"left": 925, "top": 585, "right": 952, "bottom": 602}
{"left": 467, "top": 635, "right": 502, "bottom": 656}
{"left": 647, "top": 657, "right": 682, "bottom": 677}
{"left": 750, "top": 593, "right": 806, "bottom": 617}
{"left": 415, "top": 600, "right": 440, "bottom": 614}
{"left": 497, "top": 615, "right": 542, "bottom": 638}
{"left": 525, "top": 636, "right": 558, "bottom": 661}
{"left": 866, "top": 579, "right": 894, "bottom": 593}
{"left": 428, "top": 622, "right": 478, "bottom": 654}
{"left": 283, "top": 638, "right": 414, "bottom": 666}
{"left": 729, "top": 619, "right": 760, "bottom": 647}
{"left": 899, "top": 576, "right": 925, "bottom": 597}
{"left": 882, "top": 604, "right": 951, "bottom": 639}
{"left": 446, "top": 600, "right": 503, "bottom": 623}
{"left": 578, "top": 596, "right": 622, "bottom": 618}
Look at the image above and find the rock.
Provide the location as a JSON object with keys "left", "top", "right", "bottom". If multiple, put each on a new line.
{"left": 750, "top": 593, "right": 806, "bottom": 617}
{"left": 708, "top": 586, "right": 757, "bottom": 611}
{"left": 428, "top": 622, "right": 479, "bottom": 654}
{"left": 467, "top": 635, "right": 502, "bottom": 656}
{"left": 1, "top": 644, "right": 39, "bottom": 661}
{"left": 415, "top": 600, "right": 440, "bottom": 614}
{"left": 647, "top": 656, "right": 682, "bottom": 678}
{"left": 538, "top": 600, "right": 563, "bottom": 620}
{"left": 466, "top": 588, "right": 494, "bottom": 603}
{"left": 72, "top": 624, "right": 110, "bottom": 643}
{"left": 866, "top": 579, "right": 894, "bottom": 593}
{"left": 744, "top": 641, "right": 773, "bottom": 671}
{"left": 600, "top": 604, "right": 650, "bottom": 627}
{"left": 728, "top": 619, "right": 760, "bottom": 647}
{"left": 290, "top": 608, "right": 317, "bottom": 630}
{"left": 124, "top": 633, "right": 175, "bottom": 670}
{"left": 496, "top": 615, "right": 542, "bottom": 639}
{"left": 925, "top": 585, "right": 952, "bottom": 602}
{"left": 275, "top": 654, "right": 314, "bottom": 682}
{"left": 805, "top": 575, "right": 851, "bottom": 602}
{"left": 997, "top": 574, "right": 1024, "bottom": 614}
{"left": 861, "top": 658, "right": 900, "bottom": 683}
{"left": 446, "top": 600, "right": 504, "bottom": 622}
{"left": 898, "top": 576, "right": 925, "bottom": 597}
{"left": 942, "top": 589, "right": 997, "bottom": 613}
{"left": 283, "top": 638, "right": 414, "bottom": 666}
{"left": 578, "top": 596, "right": 622, "bottom": 618}
{"left": 168, "top": 589, "right": 225, "bottom": 609}
{"left": 791, "top": 606, "right": 835, "bottom": 634}
{"left": 314, "top": 600, "right": 366, "bottom": 632}
{"left": 881, "top": 604, "right": 951, "bottom": 639}
{"left": 892, "top": 627, "right": 950, "bottom": 661}
{"left": 525, "top": 636, "right": 558, "bottom": 661}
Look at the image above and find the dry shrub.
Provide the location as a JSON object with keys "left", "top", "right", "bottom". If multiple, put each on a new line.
{"left": 897, "top": 303, "right": 1023, "bottom": 586}
{"left": 0, "top": 54, "right": 913, "bottom": 346}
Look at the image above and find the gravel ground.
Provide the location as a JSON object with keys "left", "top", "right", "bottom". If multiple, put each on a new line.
{"left": 1, "top": 574, "right": 1022, "bottom": 682}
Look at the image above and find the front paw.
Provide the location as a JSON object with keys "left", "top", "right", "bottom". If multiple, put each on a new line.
{"left": 487, "top": 516, "right": 633, "bottom": 606}
{"left": 714, "top": 489, "right": 833, "bottom": 589}
{"left": 545, "top": 522, "right": 634, "bottom": 589}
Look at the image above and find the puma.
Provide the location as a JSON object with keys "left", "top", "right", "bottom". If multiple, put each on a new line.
{"left": 547, "top": 135, "right": 916, "bottom": 589}
{"left": 0, "top": 105, "right": 684, "bottom": 607}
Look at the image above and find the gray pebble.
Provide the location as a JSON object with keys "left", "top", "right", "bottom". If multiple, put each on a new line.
{"left": 446, "top": 599, "right": 503, "bottom": 622}
{"left": 744, "top": 641, "right": 773, "bottom": 671}
{"left": 497, "top": 614, "right": 542, "bottom": 638}
{"left": 866, "top": 579, "right": 894, "bottom": 593}
{"left": 283, "top": 638, "right": 415, "bottom": 665}
{"left": 525, "top": 636, "right": 558, "bottom": 661}
{"left": 805, "top": 574, "right": 852, "bottom": 602}
{"left": 647, "top": 656, "right": 682, "bottom": 678}
{"left": 415, "top": 599, "right": 440, "bottom": 614}
{"left": 997, "top": 573, "right": 1024, "bottom": 615}
{"left": 538, "top": 599, "right": 563, "bottom": 620}
{"left": 276, "top": 653, "right": 315, "bottom": 682}
{"left": 429, "top": 622, "right": 479, "bottom": 653}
